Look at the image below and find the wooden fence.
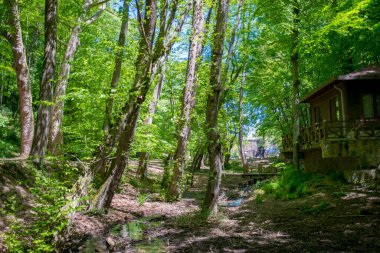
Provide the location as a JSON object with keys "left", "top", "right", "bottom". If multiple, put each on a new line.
{"left": 282, "top": 119, "right": 380, "bottom": 152}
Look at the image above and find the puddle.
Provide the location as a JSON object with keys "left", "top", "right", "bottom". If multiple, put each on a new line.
{"left": 122, "top": 220, "right": 145, "bottom": 240}
{"left": 77, "top": 236, "right": 108, "bottom": 253}
{"left": 133, "top": 238, "right": 166, "bottom": 253}
{"left": 77, "top": 217, "right": 166, "bottom": 252}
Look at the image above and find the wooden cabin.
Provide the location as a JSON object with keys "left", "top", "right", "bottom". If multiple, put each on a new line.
{"left": 282, "top": 66, "right": 380, "bottom": 173}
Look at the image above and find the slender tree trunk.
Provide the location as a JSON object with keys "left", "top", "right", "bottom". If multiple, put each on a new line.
{"left": 31, "top": 0, "right": 58, "bottom": 162}
{"left": 48, "top": 25, "right": 80, "bottom": 155}
{"left": 103, "top": 0, "right": 130, "bottom": 133}
{"left": 291, "top": 1, "right": 300, "bottom": 170}
{"left": 137, "top": 61, "right": 166, "bottom": 179}
{"left": 221, "top": 0, "right": 243, "bottom": 87}
{"left": 167, "top": 0, "right": 204, "bottom": 201}
{"left": 189, "top": 145, "right": 204, "bottom": 186}
{"left": 238, "top": 69, "right": 248, "bottom": 172}
{"left": 4, "top": 0, "right": 34, "bottom": 158}
{"left": 49, "top": 0, "right": 106, "bottom": 155}
{"left": 202, "top": 0, "right": 229, "bottom": 216}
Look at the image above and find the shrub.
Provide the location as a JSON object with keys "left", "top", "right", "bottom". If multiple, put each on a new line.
{"left": 4, "top": 169, "right": 74, "bottom": 252}
{"left": 260, "top": 167, "right": 313, "bottom": 200}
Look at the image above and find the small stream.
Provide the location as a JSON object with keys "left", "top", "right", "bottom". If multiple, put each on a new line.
{"left": 76, "top": 180, "right": 257, "bottom": 252}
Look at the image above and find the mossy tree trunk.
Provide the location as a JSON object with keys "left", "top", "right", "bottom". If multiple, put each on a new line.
{"left": 291, "top": 0, "right": 300, "bottom": 170}
{"left": 166, "top": 0, "right": 205, "bottom": 201}
{"left": 202, "top": 0, "right": 229, "bottom": 216}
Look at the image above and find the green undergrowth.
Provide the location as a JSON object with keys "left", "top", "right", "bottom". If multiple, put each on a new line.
{"left": 1, "top": 160, "right": 82, "bottom": 252}
{"left": 257, "top": 165, "right": 347, "bottom": 200}
{"left": 128, "top": 174, "right": 165, "bottom": 202}
{"left": 0, "top": 107, "right": 20, "bottom": 158}
{"left": 173, "top": 210, "right": 226, "bottom": 229}
{"left": 225, "top": 160, "right": 244, "bottom": 173}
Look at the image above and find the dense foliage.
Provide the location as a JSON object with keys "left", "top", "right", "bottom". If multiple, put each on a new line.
{"left": 0, "top": 0, "right": 379, "bottom": 250}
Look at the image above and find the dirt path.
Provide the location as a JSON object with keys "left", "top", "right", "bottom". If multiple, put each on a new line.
{"left": 69, "top": 160, "right": 380, "bottom": 252}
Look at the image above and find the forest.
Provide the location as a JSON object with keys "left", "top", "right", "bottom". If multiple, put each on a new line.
{"left": 0, "top": 0, "right": 380, "bottom": 252}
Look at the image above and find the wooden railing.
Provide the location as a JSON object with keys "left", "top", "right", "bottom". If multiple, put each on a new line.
{"left": 282, "top": 119, "right": 380, "bottom": 152}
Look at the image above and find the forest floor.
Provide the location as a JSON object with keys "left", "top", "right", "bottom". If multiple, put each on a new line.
{"left": 68, "top": 159, "right": 380, "bottom": 253}
{"left": 1, "top": 159, "right": 380, "bottom": 252}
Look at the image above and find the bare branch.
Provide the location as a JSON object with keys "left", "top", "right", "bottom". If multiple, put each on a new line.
{"left": 105, "top": 8, "right": 121, "bottom": 18}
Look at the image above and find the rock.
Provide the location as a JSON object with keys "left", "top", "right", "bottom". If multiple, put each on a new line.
{"left": 106, "top": 236, "right": 116, "bottom": 247}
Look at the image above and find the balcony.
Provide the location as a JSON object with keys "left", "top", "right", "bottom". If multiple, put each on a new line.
{"left": 282, "top": 119, "right": 380, "bottom": 153}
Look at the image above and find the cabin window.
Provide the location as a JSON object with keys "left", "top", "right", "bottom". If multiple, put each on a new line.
{"left": 329, "top": 96, "right": 341, "bottom": 122}
{"left": 376, "top": 95, "right": 380, "bottom": 117}
{"left": 314, "top": 106, "right": 321, "bottom": 124}
{"left": 362, "top": 94, "right": 374, "bottom": 118}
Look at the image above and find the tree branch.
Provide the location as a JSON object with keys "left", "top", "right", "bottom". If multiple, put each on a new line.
{"left": 135, "top": 0, "right": 151, "bottom": 53}
{"left": 165, "top": 0, "right": 192, "bottom": 51}
{"left": 89, "top": 0, "right": 111, "bottom": 9}
{"left": 85, "top": 3, "right": 106, "bottom": 25}
{"left": 164, "top": 0, "right": 178, "bottom": 35}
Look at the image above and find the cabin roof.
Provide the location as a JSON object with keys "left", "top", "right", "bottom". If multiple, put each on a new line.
{"left": 301, "top": 66, "right": 380, "bottom": 103}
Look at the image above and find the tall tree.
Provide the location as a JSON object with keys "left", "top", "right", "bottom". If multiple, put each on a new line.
{"left": 49, "top": 0, "right": 107, "bottom": 155}
{"left": 2, "top": 0, "right": 34, "bottom": 158}
{"left": 291, "top": 0, "right": 300, "bottom": 170}
{"left": 166, "top": 0, "right": 205, "bottom": 200}
{"left": 103, "top": 0, "right": 130, "bottom": 133}
{"left": 238, "top": 68, "right": 247, "bottom": 171}
{"left": 90, "top": 0, "right": 190, "bottom": 210}
{"left": 202, "top": 0, "right": 229, "bottom": 216}
{"left": 31, "top": 0, "right": 58, "bottom": 163}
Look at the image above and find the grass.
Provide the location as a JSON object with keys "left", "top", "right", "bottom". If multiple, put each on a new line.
{"left": 258, "top": 164, "right": 347, "bottom": 200}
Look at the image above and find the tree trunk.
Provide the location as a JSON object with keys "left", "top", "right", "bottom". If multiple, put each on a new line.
{"left": 4, "top": 0, "right": 34, "bottom": 158}
{"left": 49, "top": 0, "right": 106, "bottom": 155}
{"left": 166, "top": 0, "right": 204, "bottom": 201}
{"left": 103, "top": 0, "right": 130, "bottom": 133}
{"left": 48, "top": 24, "right": 80, "bottom": 155}
{"left": 137, "top": 61, "right": 166, "bottom": 180}
{"left": 202, "top": 0, "right": 229, "bottom": 216}
{"left": 291, "top": 1, "right": 300, "bottom": 170}
{"left": 91, "top": 0, "right": 159, "bottom": 210}
{"left": 31, "top": 0, "right": 58, "bottom": 163}
{"left": 238, "top": 69, "right": 248, "bottom": 172}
